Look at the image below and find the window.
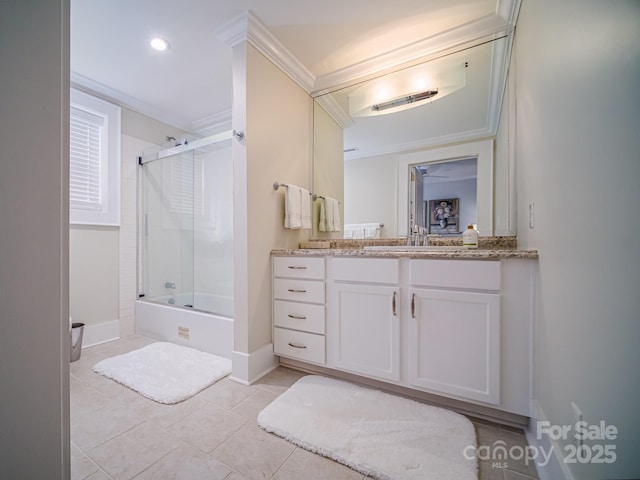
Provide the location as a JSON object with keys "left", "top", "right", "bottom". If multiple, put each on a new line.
{"left": 70, "top": 89, "right": 121, "bottom": 225}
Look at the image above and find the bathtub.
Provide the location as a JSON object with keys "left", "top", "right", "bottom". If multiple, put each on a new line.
{"left": 135, "top": 293, "right": 233, "bottom": 359}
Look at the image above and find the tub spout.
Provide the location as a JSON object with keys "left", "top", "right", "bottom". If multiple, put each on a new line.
{"left": 165, "top": 282, "right": 176, "bottom": 289}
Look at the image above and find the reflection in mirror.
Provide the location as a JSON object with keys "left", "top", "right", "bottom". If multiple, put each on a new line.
{"left": 410, "top": 157, "right": 477, "bottom": 236}
{"left": 312, "top": 35, "right": 513, "bottom": 239}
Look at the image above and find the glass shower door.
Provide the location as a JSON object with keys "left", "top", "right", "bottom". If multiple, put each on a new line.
{"left": 139, "top": 150, "right": 195, "bottom": 308}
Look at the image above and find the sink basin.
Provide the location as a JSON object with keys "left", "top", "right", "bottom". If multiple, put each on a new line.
{"left": 363, "top": 245, "right": 466, "bottom": 251}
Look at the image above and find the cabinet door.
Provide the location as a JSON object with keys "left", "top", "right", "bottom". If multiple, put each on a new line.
{"left": 409, "top": 288, "right": 500, "bottom": 404}
{"left": 331, "top": 284, "right": 400, "bottom": 381}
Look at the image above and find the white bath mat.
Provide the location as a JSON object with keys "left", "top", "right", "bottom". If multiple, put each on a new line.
{"left": 257, "top": 375, "right": 477, "bottom": 480}
{"left": 92, "top": 342, "right": 231, "bottom": 404}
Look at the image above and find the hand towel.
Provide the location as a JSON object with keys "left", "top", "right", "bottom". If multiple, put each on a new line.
{"left": 300, "top": 187, "right": 312, "bottom": 230}
{"left": 319, "top": 198, "right": 327, "bottom": 232}
{"left": 364, "top": 227, "right": 380, "bottom": 239}
{"left": 324, "top": 198, "right": 334, "bottom": 232}
{"left": 284, "top": 185, "right": 302, "bottom": 229}
{"left": 326, "top": 197, "right": 341, "bottom": 232}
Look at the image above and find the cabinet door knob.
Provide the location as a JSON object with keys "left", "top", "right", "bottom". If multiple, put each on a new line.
{"left": 287, "top": 314, "right": 306, "bottom": 319}
{"left": 287, "top": 289, "right": 307, "bottom": 293}
{"left": 288, "top": 342, "right": 307, "bottom": 349}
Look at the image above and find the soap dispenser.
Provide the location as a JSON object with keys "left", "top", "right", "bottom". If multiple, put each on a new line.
{"left": 463, "top": 225, "right": 478, "bottom": 248}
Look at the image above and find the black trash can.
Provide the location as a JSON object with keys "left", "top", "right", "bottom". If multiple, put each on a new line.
{"left": 70, "top": 322, "right": 85, "bottom": 362}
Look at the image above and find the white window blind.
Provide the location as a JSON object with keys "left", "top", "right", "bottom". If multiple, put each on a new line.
{"left": 69, "top": 106, "right": 105, "bottom": 211}
{"left": 169, "top": 156, "right": 203, "bottom": 216}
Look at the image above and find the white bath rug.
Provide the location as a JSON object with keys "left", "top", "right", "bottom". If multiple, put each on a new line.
{"left": 257, "top": 375, "right": 477, "bottom": 480}
{"left": 92, "top": 342, "right": 231, "bottom": 404}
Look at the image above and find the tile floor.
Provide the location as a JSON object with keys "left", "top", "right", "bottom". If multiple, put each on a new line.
{"left": 71, "top": 336, "right": 539, "bottom": 480}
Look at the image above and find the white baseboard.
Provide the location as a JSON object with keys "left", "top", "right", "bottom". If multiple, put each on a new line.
{"left": 525, "top": 400, "right": 574, "bottom": 480}
{"left": 81, "top": 320, "right": 120, "bottom": 348}
{"left": 229, "top": 343, "right": 279, "bottom": 385}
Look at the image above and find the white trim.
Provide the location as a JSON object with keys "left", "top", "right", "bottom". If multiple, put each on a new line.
{"left": 215, "top": 5, "right": 519, "bottom": 101}
{"left": 312, "top": 15, "right": 514, "bottom": 93}
{"left": 314, "top": 94, "right": 354, "bottom": 130}
{"left": 229, "top": 344, "right": 279, "bottom": 385}
{"left": 215, "top": 11, "right": 315, "bottom": 93}
{"left": 191, "top": 108, "right": 232, "bottom": 136}
{"left": 525, "top": 400, "right": 574, "bottom": 480}
{"left": 497, "top": 0, "right": 522, "bottom": 25}
{"left": 81, "top": 320, "right": 120, "bottom": 349}
{"left": 71, "top": 72, "right": 192, "bottom": 132}
{"left": 69, "top": 89, "right": 121, "bottom": 226}
{"left": 486, "top": 31, "right": 514, "bottom": 135}
{"left": 345, "top": 128, "right": 493, "bottom": 161}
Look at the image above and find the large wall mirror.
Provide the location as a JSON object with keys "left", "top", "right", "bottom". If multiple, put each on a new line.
{"left": 312, "top": 34, "right": 515, "bottom": 239}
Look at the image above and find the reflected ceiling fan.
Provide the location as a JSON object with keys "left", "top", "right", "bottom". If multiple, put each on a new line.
{"left": 419, "top": 165, "right": 449, "bottom": 178}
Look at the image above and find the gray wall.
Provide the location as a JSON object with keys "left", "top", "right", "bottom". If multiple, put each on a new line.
{"left": 515, "top": 1, "right": 640, "bottom": 478}
{"left": 0, "top": 1, "right": 70, "bottom": 478}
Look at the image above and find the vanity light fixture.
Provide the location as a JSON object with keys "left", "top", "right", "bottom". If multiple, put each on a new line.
{"left": 150, "top": 36, "right": 170, "bottom": 51}
{"left": 349, "top": 60, "right": 467, "bottom": 117}
{"left": 371, "top": 89, "right": 439, "bottom": 113}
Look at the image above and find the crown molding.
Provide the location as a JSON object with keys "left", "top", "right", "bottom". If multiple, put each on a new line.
{"left": 215, "top": 10, "right": 315, "bottom": 93}
{"left": 314, "top": 93, "right": 354, "bottom": 129}
{"left": 312, "top": 13, "right": 514, "bottom": 94}
{"left": 191, "top": 108, "right": 232, "bottom": 135}
{"left": 485, "top": 31, "right": 514, "bottom": 135}
{"left": 344, "top": 128, "right": 494, "bottom": 161}
{"left": 497, "top": 0, "right": 521, "bottom": 25}
{"left": 70, "top": 71, "right": 193, "bottom": 132}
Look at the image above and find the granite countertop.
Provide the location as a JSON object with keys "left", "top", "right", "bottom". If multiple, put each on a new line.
{"left": 271, "top": 248, "right": 538, "bottom": 260}
{"left": 272, "top": 236, "right": 538, "bottom": 260}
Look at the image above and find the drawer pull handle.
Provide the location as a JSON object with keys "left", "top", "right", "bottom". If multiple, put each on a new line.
{"left": 411, "top": 293, "right": 416, "bottom": 318}
{"left": 392, "top": 291, "right": 397, "bottom": 316}
{"left": 288, "top": 314, "right": 307, "bottom": 319}
{"left": 287, "top": 266, "right": 307, "bottom": 269}
{"left": 287, "top": 289, "right": 307, "bottom": 293}
{"left": 288, "top": 342, "right": 307, "bottom": 349}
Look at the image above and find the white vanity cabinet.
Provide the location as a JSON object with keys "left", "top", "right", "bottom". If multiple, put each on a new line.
{"left": 408, "top": 260, "right": 501, "bottom": 405}
{"left": 273, "top": 253, "right": 534, "bottom": 418}
{"left": 328, "top": 258, "right": 401, "bottom": 382}
{"left": 272, "top": 256, "right": 326, "bottom": 365}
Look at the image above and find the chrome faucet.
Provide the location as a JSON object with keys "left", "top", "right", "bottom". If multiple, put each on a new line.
{"left": 165, "top": 281, "right": 176, "bottom": 289}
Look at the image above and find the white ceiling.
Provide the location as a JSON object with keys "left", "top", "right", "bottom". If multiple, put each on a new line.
{"left": 70, "top": 0, "right": 517, "bottom": 132}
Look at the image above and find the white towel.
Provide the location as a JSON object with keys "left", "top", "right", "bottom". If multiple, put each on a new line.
{"left": 300, "top": 187, "right": 312, "bottom": 230}
{"left": 324, "top": 197, "right": 341, "bottom": 232}
{"left": 284, "top": 185, "right": 302, "bottom": 229}
{"left": 319, "top": 199, "right": 327, "bottom": 232}
{"left": 364, "top": 227, "right": 380, "bottom": 239}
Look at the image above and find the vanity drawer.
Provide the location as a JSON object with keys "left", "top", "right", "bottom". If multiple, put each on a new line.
{"left": 273, "top": 256, "right": 325, "bottom": 280}
{"left": 274, "top": 300, "right": 325, "bottom": 334}
{"left": 331, "top": 257, "right": 399, "bottom": 284}
{"left": 273, "top": 278, "right": 325, "bottom": 303}
{"left": 274, "top": 328, "right": 325, "bottom": 364}
{"left": 410, "top": 259, "right": 501, "bottom": 291}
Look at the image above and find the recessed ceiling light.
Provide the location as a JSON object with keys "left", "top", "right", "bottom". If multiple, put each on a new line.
{"left": 150, "top": 37, "right": 170, "bottom": 52}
